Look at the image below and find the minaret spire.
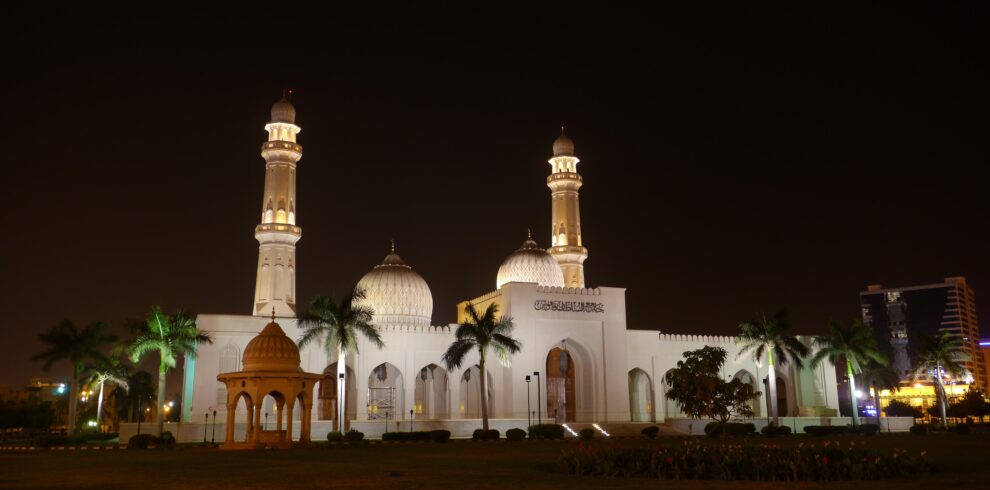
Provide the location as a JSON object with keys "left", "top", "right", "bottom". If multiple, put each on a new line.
{"left": 253, "top": 95, "right": 303, "bottom": 317}
{"left": 547, "top": 127, "right": 588, "bottom": 288}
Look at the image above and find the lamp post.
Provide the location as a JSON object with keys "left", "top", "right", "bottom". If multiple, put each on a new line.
{"left": 203, "top": 413, "right": 209, "bottom": 443}
{"left": 533, "top": 372, "right": 541, "bottom": 425}
{"left": 409, "top": 409, "right": 414, "bottom": 432}
{"left": 265, "top": 412, "right": 269, "bottom": 431}
{"left": 211, "top": 410, "right": 217, "bottom": 444}
{"left": 762, "top": 377, "right": 771, "bottom": 425}
{"left": 525, "top": 375, "right": 532, "bottom": 429}
{"left": 136, "top": 402, "right": 142, "bottom": 435}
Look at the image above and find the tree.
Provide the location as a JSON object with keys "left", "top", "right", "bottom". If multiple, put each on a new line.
{"left": 884, "top": 399, "right": 923, "bottom": 418}
{"left": 112, "top": 370, "right": 156, "bottom": 424}
{"left": 442, "top": 303, "right": 521, "bottom": 431}
{"left": 858, "top": 359, "right": 900, "bottom": 425}
{"left": 737, "top": 310, "right": 809, "bottom": 425}
{"left": 129, "top": 306, "right": 212, "bottom": 435}
{"left": 87, "top": 349, "right": 130, "bottom": 432}
{"left": 946, "top": 388, "right": 990, "bottom": 419}
{"left": 664, "top": 346, "right": 760, "bottom": 433}
{"left": 811, "top": 319, "right": 887, "bottom": 426}
{"left": 32, "top": 320, "right": 117, "bottom": 433}
{"left": 911, "top": 331, "right": 969, "bottom": 429}
{"left": 297, "top": 289, "right": 383, "bottom": 431}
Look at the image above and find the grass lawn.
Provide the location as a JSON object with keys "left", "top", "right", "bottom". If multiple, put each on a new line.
{"left": 1, "top": 433, "right": 988, "bottom": 489}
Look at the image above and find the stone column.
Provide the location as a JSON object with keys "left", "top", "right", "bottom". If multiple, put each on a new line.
{"left": 285, "top": 399, "right": 295, "bottom": 442}
{"left": 225, "top": 402, "right": 236, "bottom": 444}
{"left": 253, "top": 403, "right": 263, "bottom": 443}
{"left": 301, "top": 405, "right": 312, "bottom": 442}
{"left": 245, "top": 403, "right": 254, "bottom": 441}
{"left": 276, "top": 399, "right": 285, "bottom": 433}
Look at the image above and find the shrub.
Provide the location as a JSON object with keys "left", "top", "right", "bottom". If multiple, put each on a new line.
{"left": 558, "top": 441, "right": 929, "bottom": 480}
{"left": 952, "top": 424, "right": 971, "bottom": 435}
{"left": 159, "top": 431, "right": 176, "bottom": 445}
{"left": 326, "top": 431, "right": 343, "bottom": 442}
{"left": 506, "top": 428, "right": 526, "bottom": 441}
{"left": 909, "top": 424, "right": 928, "bottom": 436}
{"left": 641, "top": 426, "right": 660, "bottom": 439}
{"left": 852, "top": 424, "right": 880, "bottom": 436}
{"left": 343, "top": 430, "right": 364, "bottom": 443}
{"left": 472, "top": 429, "right": 500, "bottom": 441}
{"left": 579, "top": 428, "right": 595, "bottom": 441}
{"left": 760, "top": 424, "right": 791, "bottom": 437}
{"left": 127, "top": 433, "right": 159, "bottom": 449}
{"left": 884, "top": 399, "right": 924, "bottom": 418}
{"left": 704, "top": 422, "right": 755, "bottom": 437}
{"left": 803, "top": 425, "right": 848, "bottom": 437}
{"left": 381, "top": 431, "right": 448, "bottom": 442}
{"left": 431, "top": 430, "right": 451, "bottom": 443}
{"left": 528, "top": 424, "right": 565, "bottom": 440}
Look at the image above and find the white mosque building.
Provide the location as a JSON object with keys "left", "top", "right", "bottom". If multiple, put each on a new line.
{"left": 156, "top": 97, "right": 842, "bottom": 442}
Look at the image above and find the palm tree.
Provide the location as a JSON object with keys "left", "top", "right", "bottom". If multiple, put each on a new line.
{"left": 112, "top": 370, "right": 156, "bottom": 424}
{"left": 297, "top": 289, "right": 383, "bottom": 431}
{"left": 811, "top": 319, "right": 887, "bottom": 425}
{"left": 442, "top": 303, "right": 521, "bottom": 431}
{"left": 858, "top": 359, "right": 900, "bottom": 426}
{"left": 87, "top": 350, "right": 130, "bottom": 432}
{"left": 33, "top": 320, "right": 117, "bottom": 434}
{"left": 911, "top": 331, "right": 969, "bottom": 429}
{"left": 129, "top": 306, "right": 212, "bottom": 435}
{"left": 737, "top": 310, "right": 809, "bottom": 426}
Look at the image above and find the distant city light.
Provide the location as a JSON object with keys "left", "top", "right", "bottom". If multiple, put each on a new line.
{"left": 56, "top": 384, "right": 65, "bottom": 395}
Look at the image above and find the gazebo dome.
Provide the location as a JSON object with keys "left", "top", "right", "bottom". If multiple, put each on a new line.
{"left": 497, "top": 233, "right": 565, "bottom": 289}
{"left": 271, "top": 96, "right": 296, "bottom": 124}
{"left": 241, "top": 320, "right": 301, "bottom": 371}
{"left": 355, "top": 244, "right": 433, "bottom": 329}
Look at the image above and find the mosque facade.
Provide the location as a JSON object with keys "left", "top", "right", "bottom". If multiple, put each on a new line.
{"left": 173, "top": 98, "right": 840, "bottom": 441}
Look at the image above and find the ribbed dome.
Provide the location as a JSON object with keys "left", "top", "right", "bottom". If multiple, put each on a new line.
{"left": 497, "top": 234, "right": 565, "bottom": 289}
{"left": 241, "top": 320, "right": 301, "bottom": 371}
{"left": 552, "top": 128, "right": 575, "bottom": 157}
{"left": 355, "top": 246, "right": 433, "bottom": 330}
{"left": 271, "top": 96, "right": 296, "bottom": 124}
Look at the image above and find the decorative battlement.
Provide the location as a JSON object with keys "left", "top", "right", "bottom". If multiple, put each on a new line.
{"left": 374, "top": 324, "right": 453, "bottom": 334}
{"left": 466, "top": 289, "right": 503, "bottom": 305}
{"left": 536, "top": 286, "right": 602, "bottom": 296}
{"left": 657, "top": 333, "right": 738, "bottom": 344}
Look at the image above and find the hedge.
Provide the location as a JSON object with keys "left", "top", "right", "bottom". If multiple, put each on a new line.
{"left": 127, "top": 434, "right": 160, "bottom": 449}
{"left": 381, "top": 430, "right": 450, "bottom": 442}
{"left": 472, "top": 429, "right": 500, "bottom": 441}
{"left": 579, "top": 428, "right": 596, "bottom": 441}
{"left": 761, "top": 424, "right": 792, "bottom": 437}
{"left": 506, "top": 428, "right": 526, "bottom": 441}
{"left": 641, "top": 426, "right": 660, "bottom": 439}
{"left": 704, "top": 422, "right": 756, "bottom": 437}
{"left": 803, "top": 425, "right": 848, "bottom": 437}
{"left": 528, "top": 424, "right": 565, "bottom": 440}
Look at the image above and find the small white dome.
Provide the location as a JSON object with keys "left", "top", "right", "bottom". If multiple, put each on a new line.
{"left": 496, "top": 234, "right": 565, "bottom": 289}
{"left": 552, "top": 128, "right": 575, "bottom": 157}
{"left": 271, "top": 96, "right": 296, "bottom": 124}
{"left": 355, "top": 246, "right": 433, "bottom": 330}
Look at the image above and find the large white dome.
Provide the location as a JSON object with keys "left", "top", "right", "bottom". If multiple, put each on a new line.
{"left": 496, "top": 234, "right": 565, "bottom": 289}
{"left": 355, "top": 247, "right": 433, "bottom": 330}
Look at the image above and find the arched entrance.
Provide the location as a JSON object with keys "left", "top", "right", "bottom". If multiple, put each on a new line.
{"left": 459, "top": 365, "right": 493, "bottom": 418}
{"left": 318, "top": 363, "right": 356, "bottom": 429}
{"left": 231, "top": 391, "right": 253, "bottom": 443}
{"left": 368, "top": 363, "right": 404, "bottom": 422}
{"left": 547, "top": 347, "right": 576, "bottom": 422}
{"left": 628, "top": 368, "right": 655, "bottom": 422}
{"left": 776, "top": 377, "right": 789, "bottom": 417}
{"left": 414, "top": 364, "right": 449, "bottom": 419}
{"left": 733, "top": 370, "right": 760, "bottom": 417}
{"left": 661, "top": 369, "right": 681, "bottom": 419}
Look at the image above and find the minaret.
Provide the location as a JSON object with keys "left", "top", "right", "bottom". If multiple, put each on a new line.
{"left": 884, "top": 291, "right": 911, "bottom": 379}
{"left": 547, "top": 128, "right": 588, "bottom": 288}
{"left": 252, "top": 95, "right": 303, "bottom": 317}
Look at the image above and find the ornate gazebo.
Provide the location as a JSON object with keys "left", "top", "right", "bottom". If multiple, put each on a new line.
{"left": 218, "top": 314, "right": 321, "bottom": 449}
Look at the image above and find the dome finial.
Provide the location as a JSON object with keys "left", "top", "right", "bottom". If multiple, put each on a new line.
{"left": 527, "top": 228, "right": 532, "bottom": 239}
{"left": 390, "top": 238, "right": 395, "bottom": 253}
{"left": 271, "top": 306, "right": 276, "bottom": 322}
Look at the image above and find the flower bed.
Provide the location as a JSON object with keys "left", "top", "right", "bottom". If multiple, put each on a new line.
{"left": 558, "top": 440, "right": 929, "bottom": 481}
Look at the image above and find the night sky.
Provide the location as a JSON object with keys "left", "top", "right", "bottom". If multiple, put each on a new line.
{"left": 2, "top": 5, "right": 986, "bottom": 387}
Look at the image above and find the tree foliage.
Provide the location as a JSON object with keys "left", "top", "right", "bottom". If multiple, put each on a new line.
{"left": 664, "top": 346, "right": 760, "bottom": 428}
{"left": 812, "top": 319, "right": 888, "bottom": 425}
{"left": 883, "top": 399, "right": 923, "bottom": 418}
{"left": 946, "top": 388, "right": 990, "bottom": 418}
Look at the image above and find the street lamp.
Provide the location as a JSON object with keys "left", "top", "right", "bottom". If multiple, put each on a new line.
{"left": 533, "top": 372, "right": 541, "bottom": 425}
{"left": 211, "top": 410, "right": 217, "bottom": 444}
{"left": 525, "top": 375, "right": 532, "bottom": 429}
{"left": 409, "top": 409, "right": 414, "bottom": 432}
{"left": 338, "top": 373, "right": 345, "bottom": 432}
{"left": 204, "top": 412, "right": 209, "bottom": 443}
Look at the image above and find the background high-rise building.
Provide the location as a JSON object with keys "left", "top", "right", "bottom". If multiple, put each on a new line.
{"left": 860, "top": 277, "right": 984, "bottom": 388}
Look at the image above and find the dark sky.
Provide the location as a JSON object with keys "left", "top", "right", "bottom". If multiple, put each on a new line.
{"left": 2, "top": 5, "right": 987, "bottom": 387}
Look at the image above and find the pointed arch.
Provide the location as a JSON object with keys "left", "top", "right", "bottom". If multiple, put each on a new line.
{"left": 732, "top": 370, "right": 760, "bottom": 417}
{"left": 459, "top": 365, "right": 493, "bottom": 418}
{"left": 628, "top": 368, "right": 655, "bottom": 422}
{"left": 318, "top": 363, "right": 356, "bottom": 422}
{"left": 368, "top": 363, "right": 404, "bottom": 421}
{"left": 414, "top": 364, "right": 450, "bottom": 420}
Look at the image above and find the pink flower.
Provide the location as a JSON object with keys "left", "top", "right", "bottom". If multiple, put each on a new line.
{"left": 665, "top": 455, "right": 674, "bottom": 465}
{"left": 822, "top": 456, "right": 829, "bottom": 465}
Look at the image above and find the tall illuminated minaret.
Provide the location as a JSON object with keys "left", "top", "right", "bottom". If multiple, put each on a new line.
{"left": 547, "top": 128, "right": 588, "bottom": 288}
{"left": 252, "top": 95, "right": 302, "bottom": 317}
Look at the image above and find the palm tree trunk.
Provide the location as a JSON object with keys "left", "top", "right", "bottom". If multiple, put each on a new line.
{"left": 847, "top": 364, "right": 860, "bottom": 426}
{"left": 156, "top": 360, "right": 167, "bottom": 436}
{"left": 337, "top": 346, "right": 347, "bottom": 432}
{"left": 767, "top": 352, "right": 778, "bottom": 426}
{"left": 935, "top": 368, "right": 948, "bottom": 429}
{"left": 67, "top": 376, "right": 78, "bottom": 434}
{"left": 872, "top": 383, "right": 882, "bottom": 428}
{"left": 479, "top": 352, "right": 489, "bottom": 431}
{"left": 96, "top": 380, "right": 105, "bottom": 433}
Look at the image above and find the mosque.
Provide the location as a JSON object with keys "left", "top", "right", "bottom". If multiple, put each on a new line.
{"left": 158, "top": 97, "right": 842, "bottom": 443}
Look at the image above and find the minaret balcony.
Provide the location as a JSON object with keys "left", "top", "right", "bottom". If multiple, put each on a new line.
{"left": 255, "top": 223, "right": 302, "bottom": 235}
{"left": 547, "top": 172, "right": 582, "bottom": 183}
{"left": 261, "top": 141, "right": 303, "bottom": 160}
